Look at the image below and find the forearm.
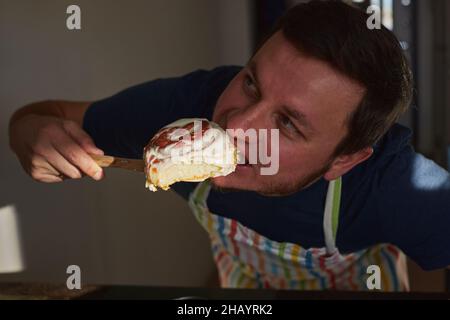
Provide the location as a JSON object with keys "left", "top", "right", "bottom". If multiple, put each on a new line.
{"left": 9, "top": 100, "right": 89, "bottom": 145}
{"left": 10, "top": 100, "right": 65, "bottom": 128}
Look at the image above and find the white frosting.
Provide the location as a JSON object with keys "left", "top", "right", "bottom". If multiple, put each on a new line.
{"left": 144, "top": 118, "right": 237, "bottom": 191}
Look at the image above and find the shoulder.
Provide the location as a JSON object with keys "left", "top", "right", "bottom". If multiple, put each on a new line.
{"left": 116, "top": 65, "right": 241, "bottom": 101}
{"left": 123, "top": 65, "right": 242, "bottom": 118}
{"left": 345, "top": 124, "right": 450, "bottom": 270}
{"left": 171, "top": 65, "right": 242, "bottom": 93}
{"left": 339, "top": 124, "right": 448, "bottom": 251}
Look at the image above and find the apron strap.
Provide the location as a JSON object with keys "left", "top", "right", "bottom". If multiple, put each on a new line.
{"left": 323, "top": 177, "right": 342, "bottom": 254}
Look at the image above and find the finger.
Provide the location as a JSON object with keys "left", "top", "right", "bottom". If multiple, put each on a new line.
{"left": 27, "top": 154, "right": 64, "bottom": 182}
{"left": 62, "top": 121, "right": 104, "bottom": 156}
{"left": 37, "top": 145, "right": 83, "bottom": 179}
{"left": 36, "top": 173, "right": 63, "bottom": 183}
{"left": 33, "top": 157, "right": 60, "bottom": 177}
{"left": 51, "top": 134, "right": 103, "bottom": 180}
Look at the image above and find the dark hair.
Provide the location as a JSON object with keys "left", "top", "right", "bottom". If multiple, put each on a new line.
{"left": 269, "top": 0, "right": 413, "bottom": 155}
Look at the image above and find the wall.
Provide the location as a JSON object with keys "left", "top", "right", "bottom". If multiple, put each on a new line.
{"left": 0, "top": 0, "right": 252, "bottom": 286}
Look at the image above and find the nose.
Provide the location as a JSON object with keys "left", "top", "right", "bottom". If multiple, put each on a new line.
{"left": 225, "top": 102, "right": 273, "bottom": 165}
{"left": 226, "top": 101, "right": 270, "bottom": 133}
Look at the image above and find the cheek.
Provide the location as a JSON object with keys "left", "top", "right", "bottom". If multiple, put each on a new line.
{"left": 277, "top": 144, "right": 317, "bottom": 175}
{"left": 277, "top": 141, "right": 334, "bottom": 180}
{"left": 278, "top": 149, "right": 301, "bottom": 174}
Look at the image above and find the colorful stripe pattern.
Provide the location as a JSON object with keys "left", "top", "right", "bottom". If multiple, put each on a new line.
{"left": 188, "top": 180, "right": 409, "bottom": 291}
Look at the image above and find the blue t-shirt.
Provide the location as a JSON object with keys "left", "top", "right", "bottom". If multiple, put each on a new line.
{"left": 83, "top": 66, "right": 450, "bottom": 271}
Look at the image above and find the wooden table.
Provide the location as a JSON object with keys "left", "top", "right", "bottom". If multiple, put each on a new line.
{"left": 0, "top": 283, "right": 449, "bottom": 300}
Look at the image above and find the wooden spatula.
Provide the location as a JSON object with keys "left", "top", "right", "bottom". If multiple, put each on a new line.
{"left": 90, "top": 154, "right": 144, "bottom": 172}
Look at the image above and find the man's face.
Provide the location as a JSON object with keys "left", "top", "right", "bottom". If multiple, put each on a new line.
{"left": 212, "top": 32, "right": 366, "bottom": 195}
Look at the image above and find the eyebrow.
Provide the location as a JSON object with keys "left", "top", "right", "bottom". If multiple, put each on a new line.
{"left": 247, "top": 60, "right": 316, "bottom": 135}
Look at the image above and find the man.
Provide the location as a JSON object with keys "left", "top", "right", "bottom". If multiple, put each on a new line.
{"left": 8, "top": 1, "right": 450, "bottom": 291}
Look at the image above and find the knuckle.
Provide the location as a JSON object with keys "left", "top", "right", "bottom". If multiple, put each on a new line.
{"left": 41, "top": 123, "right": 59, "bottom": 136}
{"left": 30, "top": 167, "right": 41, "bottom": 180}
{"left": 86, "top": 163, "right": 99, "bottom": 176}
{"left": 80, "top": 136, "right": 93, "bottom": 146}
{"left": 62, "top": 120, "right": 77, "bottom": 131}
{"left": 67, "top": 172, "right": 80, "bottom": 180}
{"left": 78, "top": 158, "right": 94, "bottom": 175}
{"left": 69, "top": 168, "right": 82, "bottom": 179}
{"left": 37, "top": 125, "right": 60, "bottom": 143}
{"left": 75, "top": 156, "right": 96, "bottom": 176}
{"left": 31, "top": 143, "right": 46, "bottom": 155}
{"left": 30, "top": 155, "right": 41, "bottom": 167}
{"left": 64, "top": 148, "right": 81, "bottom": 164}
{"left": 35, "top": 129, "right": 47, "bottom": 142}
{"left": 66, "top": 151, "right": 93, "bottom": 175}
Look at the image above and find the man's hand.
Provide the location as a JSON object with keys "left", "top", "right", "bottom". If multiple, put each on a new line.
{"left": 9, "top": 113, "right": 104, "bottom": 183}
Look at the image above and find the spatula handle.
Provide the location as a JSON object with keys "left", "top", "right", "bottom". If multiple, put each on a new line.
{"left": 90, "top": 154, "right": 144, "bottom": 173}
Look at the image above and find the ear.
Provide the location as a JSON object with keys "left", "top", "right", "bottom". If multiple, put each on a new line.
{"left": 323, "top": 147, "right": 373, "bottom": 181}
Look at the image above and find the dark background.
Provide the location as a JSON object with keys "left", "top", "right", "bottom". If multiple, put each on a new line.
{"left": 0, "top": 0, "right": 448, "bottom": 293}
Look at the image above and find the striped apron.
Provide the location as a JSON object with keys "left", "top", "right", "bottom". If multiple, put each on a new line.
{"left": 188, "top": 178, "right": 410, "bottom": 291}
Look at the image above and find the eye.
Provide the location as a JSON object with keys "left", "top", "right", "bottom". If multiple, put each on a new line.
{"left": 278, "top": 115, "right": 301, "bottom": 136}
{"left": 243, "top": 75, "right": 258, "bottom": 97}
{"left": 279, "top": 115, "right": 294, "bottom": 129}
